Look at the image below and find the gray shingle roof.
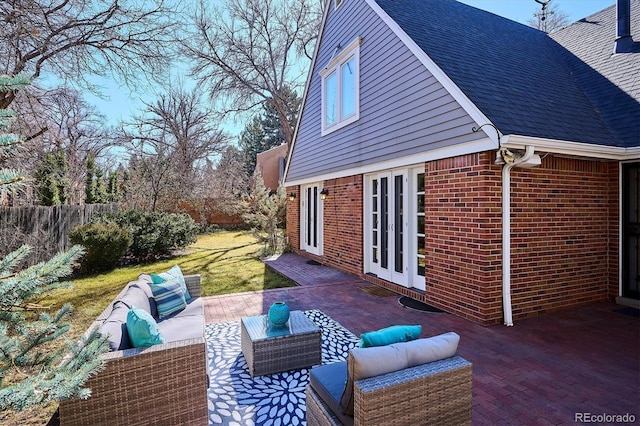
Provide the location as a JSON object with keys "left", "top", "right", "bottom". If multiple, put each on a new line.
{"left": 374, "top": 0, "right": 639, "bottom": 148}
{"left": 550, "top": 2, "right": 640, "bottom": 148}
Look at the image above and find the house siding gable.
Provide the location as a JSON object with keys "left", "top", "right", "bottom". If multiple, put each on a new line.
{"left": 286, "top": 0, "right": 484, "bottom": 184}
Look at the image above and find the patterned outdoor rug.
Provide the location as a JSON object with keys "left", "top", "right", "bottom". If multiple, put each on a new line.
{"left": 206, "top": 310, "right": 360, "bottom": 426}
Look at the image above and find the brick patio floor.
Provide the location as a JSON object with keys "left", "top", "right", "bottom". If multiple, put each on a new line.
{"left": 203, "top": 253, "right": 640, "bottom": 425}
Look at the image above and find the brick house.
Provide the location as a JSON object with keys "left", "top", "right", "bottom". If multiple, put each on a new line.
{"left": 283, "top": 0, "right": 639, "bottom": 326}
{"left": 255, "top": 144, "right": 288, "bottom": 192}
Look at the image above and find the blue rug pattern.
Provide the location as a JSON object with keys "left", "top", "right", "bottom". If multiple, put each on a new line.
{"left": 206, "top": 310, "right": 359, "bottom": 425}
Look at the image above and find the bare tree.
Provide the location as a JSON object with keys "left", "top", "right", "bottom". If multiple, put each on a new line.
{"left": 184, "top": 0, "right": 323, "bottom": 146}
{"left": 210, "top": 145, "right": 249, "bottom": 201}
{"left": 120, "top": 85, "right": 229, "bottom": 209}
{"left": 8, "top": 86, "right": 116, "bottom": 204}
{"left": 125, "top": 150, "right": 176, "bottom": 211}
{"left": 42, "top": 89, "right": 115, "bottom": 204}
{"left": 0, "top": 0, "right": 183, "bottom": 109}
{"left": 528, "top": 1, "right": 571, "bottom": 33}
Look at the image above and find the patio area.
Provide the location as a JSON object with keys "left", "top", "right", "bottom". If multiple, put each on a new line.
{"left": 203, "top": 253, "right": 639, "bottom": 425}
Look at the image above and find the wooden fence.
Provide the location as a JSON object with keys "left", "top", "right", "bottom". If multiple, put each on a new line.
{"left": 0, "top": 203, "right": 120, "bottom": 263}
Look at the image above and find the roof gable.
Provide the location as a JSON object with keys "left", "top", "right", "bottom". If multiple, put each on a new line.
{"left": 374, "top": 0, "right": 634, "bottom": 147}
{"left": 284, "top": 0, "right": 494, "bottom": 184}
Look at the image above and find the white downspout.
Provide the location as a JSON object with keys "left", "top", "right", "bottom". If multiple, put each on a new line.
{"left": 501, "top": 145, "right": 535, "bottom": 326}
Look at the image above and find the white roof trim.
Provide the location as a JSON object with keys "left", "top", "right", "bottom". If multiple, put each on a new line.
{"left": 503, "top": 135, "right": 640, "bottom": 161}
{"left": 282, "top": 0, "right": 333, "bottom": 184}
{"left": 284, "top": 137, "right": 495, "bottom": 187}
{"left": 365, "top": 0, "right": 499, "bottom": 145}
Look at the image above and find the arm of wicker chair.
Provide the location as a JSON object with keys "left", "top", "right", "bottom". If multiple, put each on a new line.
{"left": 353, "top": 356, "right": 472, "bottom": 426}
{"left": 59, "top": 336, "right": 208, "bottom": 426}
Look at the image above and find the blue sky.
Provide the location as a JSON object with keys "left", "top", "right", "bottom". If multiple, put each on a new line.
{"left": 459, "top": 0, "right": 614, "bottom": 24}
{"left": 87, "top": 0, "right": 616, "bottom": 138}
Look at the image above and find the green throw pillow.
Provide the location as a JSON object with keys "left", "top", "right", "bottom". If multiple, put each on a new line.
{"left": 359, "top": 324, "right": 422, "bottom": 348}
{"left": 149, "top": 276, "right": 187, "bottom": 319}
{"left": 126, "top": 306, "right": 165, "bottom": 347}
{"left": 151, "top": 265, "right": 191, "bottom": 300}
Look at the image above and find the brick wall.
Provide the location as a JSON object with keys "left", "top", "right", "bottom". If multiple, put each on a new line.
{"left": 320, "top": 176, "right": 363, "bottom": 275}
{"left": 509, "top": 156, "right": 617, "bottom": 319}
{"left": 285, "top": 187, "right": 300, "bottom": 251}
{"left": 286, "top": 176, "right": 363, "bottom": 275}
{"left": 286, "top": 152, "right": 619, "bottom": 326}
{"left": 423, "top": 152, "right": 503, "bottom": 324}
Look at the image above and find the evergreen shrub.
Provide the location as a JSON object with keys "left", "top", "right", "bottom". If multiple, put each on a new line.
{"left": 69, "top": 223, "right": 131, "bottom": 273}
{"left": 93, "top": 210, "right": 198, "bottom": 261}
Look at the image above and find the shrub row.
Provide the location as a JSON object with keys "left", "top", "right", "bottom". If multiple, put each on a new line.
{"left": 69, "top": 209, "right": 199, "bottom": 274}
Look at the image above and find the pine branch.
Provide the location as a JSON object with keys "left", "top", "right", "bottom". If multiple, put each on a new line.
{"left": 0, "top": 244, "right": 107, "bottom": 411}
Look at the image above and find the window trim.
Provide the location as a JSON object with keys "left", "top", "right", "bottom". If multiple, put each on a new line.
{"left": 335, "top": 0, "right": 344, "bottom": 9}
{"left": 320, "top": 37, "right": 361, "bottom": 136}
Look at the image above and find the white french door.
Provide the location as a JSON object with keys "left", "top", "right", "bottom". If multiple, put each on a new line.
{"left": 300, "top": 183, "right": 323, "bottom": 255}
{"left": 365, "top": 167, "right": 425, "bottom": 290}
{"left": 366, "top": 170, "right": 409, "bottom": 286}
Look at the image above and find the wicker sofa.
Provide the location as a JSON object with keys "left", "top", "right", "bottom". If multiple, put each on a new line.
{"left": 306, "top": 332, "right": 473, "bottom": 426}
{"left": 58, "top": 274, "right": 208, "bottom": 426}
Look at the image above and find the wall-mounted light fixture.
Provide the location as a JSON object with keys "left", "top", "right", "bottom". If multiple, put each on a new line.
{"left": 320, "top": 188, "right": 329, "bottom": 200}
{"left": 289, "top": 192, "right": 297, "bottom": 201}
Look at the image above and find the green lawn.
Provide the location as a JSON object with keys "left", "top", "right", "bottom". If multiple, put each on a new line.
{"left": 43, "top": 230, "right": 296, "bottom": 336}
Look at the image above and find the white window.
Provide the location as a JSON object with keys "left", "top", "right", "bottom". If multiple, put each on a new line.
{"left": 320, "top": 37, "right": 361, "bottom": 136}
{"left": 335, "top": 0, "right": 344, "bottom": 9}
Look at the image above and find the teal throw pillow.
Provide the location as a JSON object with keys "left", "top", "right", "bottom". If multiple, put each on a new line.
{"left": 126, "top": 306, "right": 165, "bottom": 348}
{"left": 151, "top": 265, "right": 191, "bottom": 300}
{"left": 149, "top": 276, "right": 187, "bottom": 319}
{"left": 359, "top": 324, "right": 422, "bottom": 348}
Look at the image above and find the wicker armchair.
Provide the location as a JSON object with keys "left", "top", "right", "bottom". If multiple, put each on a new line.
{"left": 306, "top": 351, "right": 472, "bottom": 425}
{"left": 58, "top": 275, "right": 208, "bottom": 426}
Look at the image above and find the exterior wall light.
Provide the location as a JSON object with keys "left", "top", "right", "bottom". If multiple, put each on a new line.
{"left": 289, "top": 192, "right": 297, "bottom": 201}
{"left": 320, "top": 188, "right": 329, "bottom": 200}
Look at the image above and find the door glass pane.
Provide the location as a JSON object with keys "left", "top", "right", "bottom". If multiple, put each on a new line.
{"left": 325, "top": 72, "right": 337, "bottom": 126}
{"left": 417, "top": 256, "right": 425, "bottom": 276}
{"left": 417, "top": 172, "right": 425, "bottom": 190}
{"left": 373, "top": 209, "right": 378, "bottom": 248}
{"left": 381, "top": 177, "right": 388, "bottom": 269}
{"left": 394, "top": 175, "right": 403, "bottom": 274}
{"left": 417, "top": 215, "right": 425, "bottom": 232}
{"left": 313, "top": 186, "right": 318, "bottom": 247}
{"left": 417, "top": 236, "right": 425, "bottom": 255}
{"left": 341, "top": 57, "right": 355, "bottom": 118}
{"left": 417, "top": 194, "right": 425, "bottom": 213}
{"left": 306, "top": 187, "right": 312, "bottom": 246}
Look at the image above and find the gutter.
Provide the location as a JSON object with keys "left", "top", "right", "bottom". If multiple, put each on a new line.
{"left": 498, "top": 145, "right": 540, "bottom": 326}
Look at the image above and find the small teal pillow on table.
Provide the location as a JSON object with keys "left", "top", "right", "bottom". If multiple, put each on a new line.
{"left": 149, "top": 276, "right": 187, "bottom": 319}
{"left": 151, "top": 265, "right": 191, "bottom": 300}
{"left": 126, "top": 307, "right": 165, "bottom": 347}
{"left": 359, "top": 324, "right": 422, "bottom": 348}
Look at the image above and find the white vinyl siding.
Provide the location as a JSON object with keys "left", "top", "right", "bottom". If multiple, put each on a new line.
{"left": 287, "top": 0, "right": 483, "bottom": 183}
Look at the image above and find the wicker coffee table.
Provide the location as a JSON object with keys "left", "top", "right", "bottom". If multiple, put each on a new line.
{"left": 241, "top": 310, "right": 322, "bottom": 377}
